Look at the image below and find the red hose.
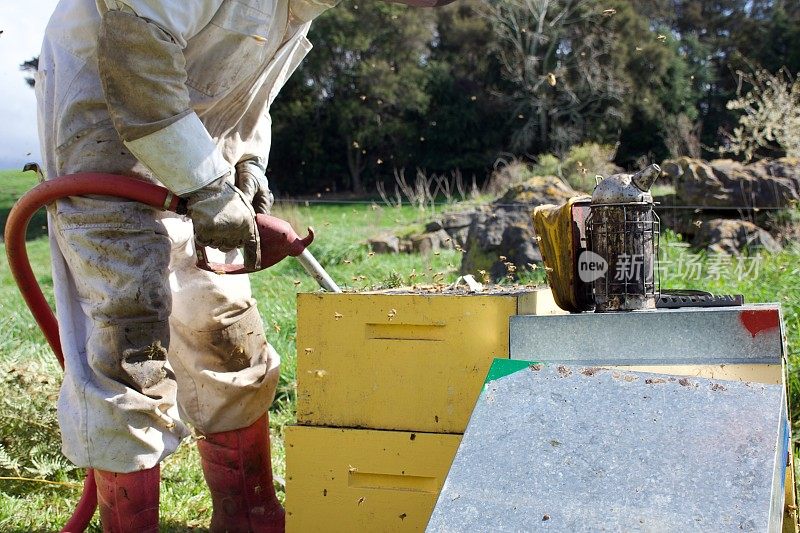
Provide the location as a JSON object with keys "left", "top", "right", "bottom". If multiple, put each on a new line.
{"left": 4, "top": 173, "right": 181, "bottom": 532}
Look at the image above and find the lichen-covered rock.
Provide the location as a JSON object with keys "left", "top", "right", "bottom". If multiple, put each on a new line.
{"left": 661, "top": 157, "right": 800, "bottom": 208}
{"left": 692, "top": 218, "right": 782, "bottom": 255}
{"left": 460, "top": 207, "right": 544, "bottom": 279}
{"left": 458, "top": 174, "right": 575, "bottom": 280}
{"left": 425, "top": 210, "right": 477, "bottom": 248}
{"left": 410, "top": 229, "right": 454, "bottom": 256}
{"left": 497, "top": 175, "right": 578, "bottom": 206}
{"left": 368, "top": 234, "right": 400, "bottom": 254}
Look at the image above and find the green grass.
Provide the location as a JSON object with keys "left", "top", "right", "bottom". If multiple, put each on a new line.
{"left": 0, "top": 168, "right": 798, "bottom": 530}
{"left": 0, "top": 169, "right": 48, "bottom": 241}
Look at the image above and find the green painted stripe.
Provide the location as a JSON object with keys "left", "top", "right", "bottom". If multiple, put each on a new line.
{"left": 484, "top": 358, "right": 541, "bottom": 384}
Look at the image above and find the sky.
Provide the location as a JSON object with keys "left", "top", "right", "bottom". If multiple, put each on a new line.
{"left": 0, "top": 1, "right": 59, "bottom": 170}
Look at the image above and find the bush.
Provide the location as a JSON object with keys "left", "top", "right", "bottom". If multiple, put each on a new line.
{"left": 723, "top": 67, "right": 800, "bottom": 160}
{"left": 485, "top": 159, "right": 536, "bottom": 196}
{"left": 532, "top": 143, "right": 621, "bottom": 192}
{"left": 530, "top": 153, "right": 561, "bottom": 178}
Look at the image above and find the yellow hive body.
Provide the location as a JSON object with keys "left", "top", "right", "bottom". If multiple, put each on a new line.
{"left": 284, "top": 426, "right": 461, "bottom": 533}
{"left": 287, "top": 288, "right": 560, "bottom": 532}
{"left": 295, "top": 289, "right": 562, "bottom": 434}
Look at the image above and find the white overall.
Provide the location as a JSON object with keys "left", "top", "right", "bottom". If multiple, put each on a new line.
{"left": 35, "top": 0, "right": 335, "bottom": 472}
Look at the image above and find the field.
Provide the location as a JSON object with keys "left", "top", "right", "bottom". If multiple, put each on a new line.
{"left": 0, "top": 169, "right": 798, "bottom": 531}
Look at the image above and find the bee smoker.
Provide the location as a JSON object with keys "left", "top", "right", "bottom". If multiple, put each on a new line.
{"left": 586, "top": 164, "right": 661, "bottom": 312}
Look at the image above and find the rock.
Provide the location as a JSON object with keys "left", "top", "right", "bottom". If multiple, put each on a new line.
{"left": 424, "top": 220, "right": 444, "bottom": 232}
{"left": 661, "top": 156, "right": 800, "bottom": 208}
{"left": 461, "top": 176, "right": 579, "bottom": 280}
{"left": 692, "top": 219, "right": 782, "bottom": 255}
{"left": 441, "top": 210, "right": 478, "bottom": 229}
{"left": 497, "top": 175, "right": 578, "bottom": 206}
{"left": 368, "top": 234, "right": 400, "bottom": 254}
{"left": 460, "top": 209, "right": 543, "bottom": 280}
{"left": 655, "top": 209, "right": 725, "bottom": 240}
{"left": 410, "top": 229, "right": 453, "bottom": 256}
{"left": 459, "top": 176, "right": 578, "bottom": 280}
{"left": 425, "top": 210, "right": 477, "bottom": 248}
{"left": 376, "top": 176, "right": 574, "bottom": 279}
{"left": 441, "top": 211, "right": 477, "bottom": 248}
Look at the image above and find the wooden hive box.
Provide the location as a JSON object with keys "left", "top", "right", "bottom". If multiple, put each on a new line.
{"left": 295, "top": 288, "right": 562, "bottom": 434}
{"left": 285, "top": 426, "right": 461, "bottom": 533}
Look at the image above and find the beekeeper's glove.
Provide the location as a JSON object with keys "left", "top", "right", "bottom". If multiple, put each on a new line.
{"left": 235, "top": 158, "right": 274, "bottom": 215}
{"left": 186, "top": 177, "right": 261, "bottom": 270}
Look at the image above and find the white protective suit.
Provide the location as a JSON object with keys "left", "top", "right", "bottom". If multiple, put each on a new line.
{"left": 35, "top": 0, "right": 335, "bottom": 472}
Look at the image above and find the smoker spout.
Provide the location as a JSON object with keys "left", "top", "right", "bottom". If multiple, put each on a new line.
{"left": 631, "top": 164, "right": 661, "bottom": 193}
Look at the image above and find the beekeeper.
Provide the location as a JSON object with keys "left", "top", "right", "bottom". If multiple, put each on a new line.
{"left": 35, "top": 0, "right": 453, "bottom": 531}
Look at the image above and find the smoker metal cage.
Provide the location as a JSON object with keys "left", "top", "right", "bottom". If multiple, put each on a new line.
{"left": 586, "top": 202, "right": 660, "bottom": 312}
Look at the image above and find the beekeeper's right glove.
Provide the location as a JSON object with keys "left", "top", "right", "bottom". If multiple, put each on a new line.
{"left": 235, "top": 158, "right": 274, "bottom": 215}
{"left": 185, "top": 177, "right": 261, "bottom": 270}
{"left": 95, "top": 7, "right": 264, "bottom": 270}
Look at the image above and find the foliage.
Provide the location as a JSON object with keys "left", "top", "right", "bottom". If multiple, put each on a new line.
{"left": 0, "top": 354, "right": 76, "bottom": 484}
{"left": 609, "top": 9, "right": 708, "bottom": 165}
{"left": 721, "top": 67, "right": 800, "bottom": 160}
{"left": 271, "top": 0, "right": 434, "bottom": 194}
{"left": 25, "top": 1, "right": 800, "bottom": 190}
{"left": 484, "top": 158, "right": 537, "bottom": 196}
{"left": 416, "top": 0, "right": 510, "bottom": 174}
{"left": 477, "top": 0, "right": 627, "bottom": 154}
{"left": 377, "top": 168, "right": 478, "bottom": 210}
{"left": 284, "top": 0, "right": 798, "bottom": 178}
{"left": 649, "top": 0, "right": 800, "bottom": 159}
{"left": 531, "top": 142, "right": 619, "bottom": 192}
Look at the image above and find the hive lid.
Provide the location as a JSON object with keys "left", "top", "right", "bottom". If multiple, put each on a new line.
{"left": 427, "top": 361, "right": 788, "bottom": 532}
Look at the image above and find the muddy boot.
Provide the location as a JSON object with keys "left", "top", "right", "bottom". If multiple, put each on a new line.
{"left": 95, "top": 465, "right": 160, "bottom": 533}
{"left": 197, "top": 414, "right": 285, "bottom": 533}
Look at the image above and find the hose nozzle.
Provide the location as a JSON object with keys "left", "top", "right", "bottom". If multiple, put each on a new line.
{"left": 196, "top": 214, "right": 314, "bottom": 274}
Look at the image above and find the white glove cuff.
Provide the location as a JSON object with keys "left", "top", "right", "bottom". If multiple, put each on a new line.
{"left": 124, "top": 112, "right": 229, "bottom": 196}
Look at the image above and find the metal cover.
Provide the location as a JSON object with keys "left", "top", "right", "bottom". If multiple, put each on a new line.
{"left": 427, "top": 362, "right": 788, "bottom": 532}
{"left": 509, "top": 304, "right": 784, "bottom": 365}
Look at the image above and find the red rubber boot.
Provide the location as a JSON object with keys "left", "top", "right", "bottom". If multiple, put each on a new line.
{"left": 95, "top": 465, "right": 160, "bottom": 533}
{"left": 197, "top": 414, "right": 285, "bottom": 533}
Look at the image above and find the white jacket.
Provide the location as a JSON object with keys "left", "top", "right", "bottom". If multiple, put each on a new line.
{"left": 36, "top": 0, "right": 336, "bottom": 192}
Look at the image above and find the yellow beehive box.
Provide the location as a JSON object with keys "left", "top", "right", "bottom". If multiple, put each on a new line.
{"left": 296, "top": 288, "right": 562, "bottom": 433}
{"left": 284, "top": 425, "right": 461, "bottom": 533}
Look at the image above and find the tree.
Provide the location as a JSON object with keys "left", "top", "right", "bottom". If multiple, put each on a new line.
{"left": 608, "top": 2, "right": 706, "bottom": 163}
{"left": 20, "top": 57, "right": 38, "bottom": 88}
{"left": 721, "top": 67, "right": 800, "bottom": 160}
{"left": 272, "top": 0, "right": 434, "bottom": 194}
{"left": 414, "top": 0, "right": 511, "bottom": 175}
{"left": 663, "top": 0, "right": 800, "bottom": 156}
{"left": 477, "top": 0, "right": 628, "bottom": 155}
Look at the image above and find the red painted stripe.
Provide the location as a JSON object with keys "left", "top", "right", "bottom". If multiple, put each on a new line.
{"left": 739, "top": 309, "right": 780, "bottom": 338}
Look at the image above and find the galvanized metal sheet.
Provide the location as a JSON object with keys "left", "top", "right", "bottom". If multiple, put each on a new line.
{"left": 509, "top": 304, "right": 784, "bottom": 365}
{"left": 427, "top": 363, "right": 788, "bottom": 533}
